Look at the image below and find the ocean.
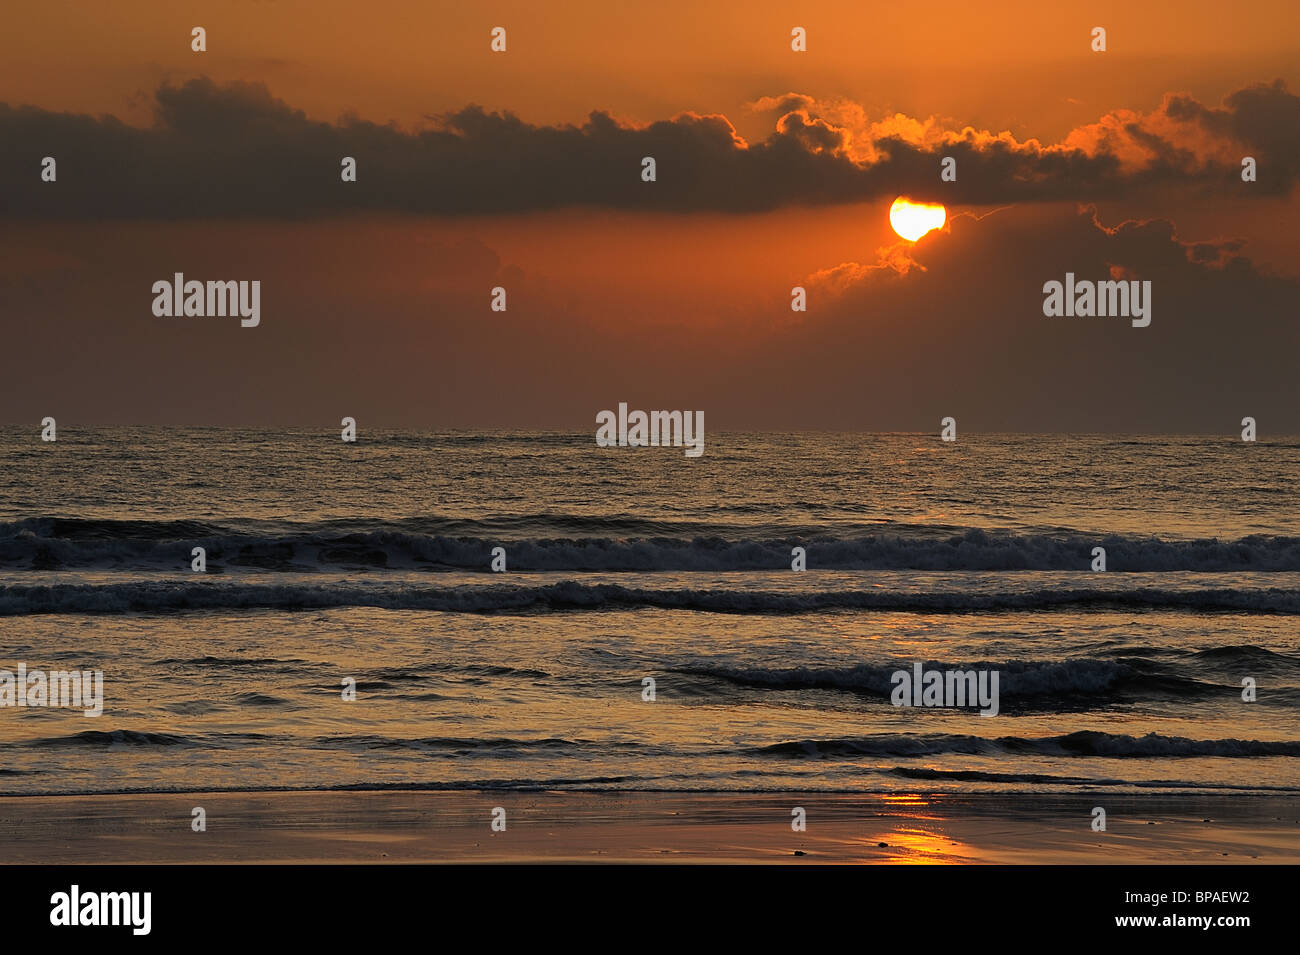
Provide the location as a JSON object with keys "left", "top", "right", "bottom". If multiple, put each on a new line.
{"left": 2, "top": 428, "right": 1298, "bottom": 796}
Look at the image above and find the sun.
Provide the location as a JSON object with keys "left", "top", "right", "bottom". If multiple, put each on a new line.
{"left": 889, "top": 197, "right": 947, "bottom": 242}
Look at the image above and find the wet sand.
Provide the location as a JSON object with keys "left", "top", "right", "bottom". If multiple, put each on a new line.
{"left": 1, "top": 791, "right": 1296, "bottom": 864}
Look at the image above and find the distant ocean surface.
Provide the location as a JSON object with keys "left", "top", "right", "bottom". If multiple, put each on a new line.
{"left": 2, "top": 429, "right": 1298, "bottom": 796}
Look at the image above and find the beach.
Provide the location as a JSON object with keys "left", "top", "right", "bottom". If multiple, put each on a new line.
{"left": 2, "top": 790, "right": 1296, "bottom": 864}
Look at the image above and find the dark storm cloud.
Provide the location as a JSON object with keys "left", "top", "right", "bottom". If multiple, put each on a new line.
{"left": 1162, "top": 80, "right": 1300, "bottom": 187}
{"left": 0, "top": 203, "right": 1297, "bottom": 430}
{"left": 0, "top": 77, "right": 1296, "bottom": 218}
{"left": 784, "top": 205, "right": 1300, "bottom": 432}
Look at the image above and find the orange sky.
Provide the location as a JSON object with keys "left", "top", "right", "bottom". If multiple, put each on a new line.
{"left": 2, "top": 1, "right": 1299, "bottom": 429}
{"left": 5, "top": 0, "right": 1299, "bottom": 135}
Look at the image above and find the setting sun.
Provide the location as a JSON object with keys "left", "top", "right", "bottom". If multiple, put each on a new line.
{"left": 889, "top": 197, "right": 947, "bottom": 241}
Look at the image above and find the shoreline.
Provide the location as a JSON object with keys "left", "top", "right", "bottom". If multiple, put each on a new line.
{"left": 2, "top": 790, "right": 1296, "bottom": 864}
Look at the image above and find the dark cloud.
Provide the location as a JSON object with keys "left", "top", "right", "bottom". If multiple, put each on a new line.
{"left": 0, "top": 205, "right": 1297, "bottom": 431}
{"left": 2, "top": 77, "right": 1296, "bottom": 218}
{"left": 770, "top": 206, "right": 1300, "bottom": 431}
{"left": 1163, "top": 80, "right": 1300, "bottom": 186}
